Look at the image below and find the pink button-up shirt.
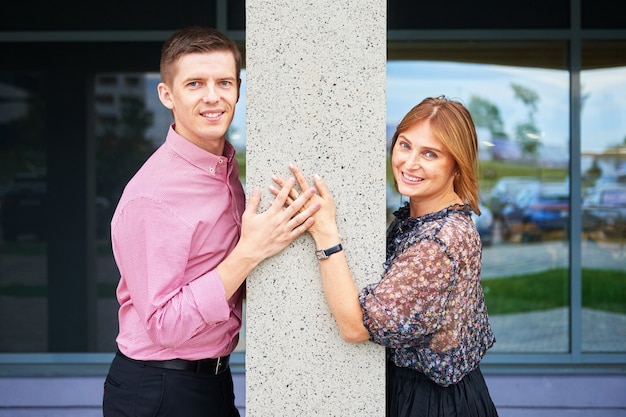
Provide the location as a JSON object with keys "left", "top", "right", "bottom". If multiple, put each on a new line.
{"left": 111, "top": 126, "right": 245, "bottom": 361}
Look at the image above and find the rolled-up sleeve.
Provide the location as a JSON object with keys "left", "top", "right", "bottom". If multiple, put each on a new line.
{"left": 113, "top": 197, "right": 231, "bottom": 349}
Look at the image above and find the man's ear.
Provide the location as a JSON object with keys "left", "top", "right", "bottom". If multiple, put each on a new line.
{"left": 157, "top": 82, "right": 175, "bottom": 110}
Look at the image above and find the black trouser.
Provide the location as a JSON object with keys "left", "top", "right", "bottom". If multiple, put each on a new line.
{"left": 103, "top": 352, "right": 240, "bottom": 417}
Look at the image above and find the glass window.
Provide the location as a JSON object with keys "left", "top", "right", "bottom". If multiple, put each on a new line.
{"left": 581, "top": 42, "right": 626, "bottom": 353}
{"left": 386, "top": 50, "right": 572, "bottom": 353}
{"left": 0, "top": 73, "right": 48, "bottom": 352}
{"left": 1, "top": 38, "right": 624, "bottom": 361}
{"left": 387, "top": 1, "right": 569, "bottom": 30}
{"left": 3, "top": 1, "right": 218, "bottom": 31}
{"left": 0, "top": 69, "right": 249, "bottom": 353}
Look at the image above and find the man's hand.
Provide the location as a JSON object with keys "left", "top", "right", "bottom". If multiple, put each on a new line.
{"left": 217, "top": 177, "right": 320, "bottom": 299}
{"left": 241, "top": 177, "right": 319, "bottom": 260}
{"left": 271, "top": 164, "right": 340, "bottom": 249}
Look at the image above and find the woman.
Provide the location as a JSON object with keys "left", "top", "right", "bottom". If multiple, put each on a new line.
{"left": 274, "top": 96, "right": 498, "bottom": 417}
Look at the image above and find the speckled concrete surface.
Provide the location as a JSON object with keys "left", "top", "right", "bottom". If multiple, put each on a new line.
{"left": 244, "top": 0, "right": 387, "bottom": 415}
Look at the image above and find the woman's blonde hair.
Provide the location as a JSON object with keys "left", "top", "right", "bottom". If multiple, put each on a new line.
{"left": 390, "top": 96, "right": 481, "bottom": 215}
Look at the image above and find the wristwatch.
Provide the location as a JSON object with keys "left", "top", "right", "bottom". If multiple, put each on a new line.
{"left": 315, "top": 244, "right": 343, "bottom": 260}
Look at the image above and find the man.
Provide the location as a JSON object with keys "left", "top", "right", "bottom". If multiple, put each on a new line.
{"left": 102, "top": 26, "right": 318, "bottom": 417}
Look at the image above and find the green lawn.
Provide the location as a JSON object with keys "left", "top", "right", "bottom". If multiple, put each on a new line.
{"left": 482, "top": 268, "right": 626, "bottom": 315}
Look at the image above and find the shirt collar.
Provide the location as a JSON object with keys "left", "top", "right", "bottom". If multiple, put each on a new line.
{"left": 164, "top": 124, "right": 236, "bottom": 175}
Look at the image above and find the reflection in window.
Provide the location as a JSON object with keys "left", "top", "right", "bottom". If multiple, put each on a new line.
{"left": 0, "top": 70, "right": 247, "bottom": 353}
{"left": 96, "top": 75, "right": 117, "bottom": 86}
{"left": 2, "top": 58, "right": 622, "bottom": 357}
{"left": 387, "top": 60, "right": 571, "bottom": 353}
{"left": 581, "top": 62, "right": 626, "bottom": 353}
{"left": 0, "top": 73, "right": 47, "bottom": 352}
{"left": 124, "top": 76, "right": 141, "bottom": 87}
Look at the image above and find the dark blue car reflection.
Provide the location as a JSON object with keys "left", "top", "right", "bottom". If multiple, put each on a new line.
{"left": 582, "top": 185, "right": 626, "bottom": 239}
{"left": 501, "top": 182, "right": 569, "bottom": 243}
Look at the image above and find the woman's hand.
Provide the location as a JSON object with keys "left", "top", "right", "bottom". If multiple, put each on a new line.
{"left": 271, "top": 164, "right": 341, "bottom": 247}
{"left": 273, "top": 166, "right": 370, "bottom": 343}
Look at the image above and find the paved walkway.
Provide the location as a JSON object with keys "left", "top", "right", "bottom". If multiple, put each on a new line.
{"left": 489, "top": 307, "right": 626, "bottom": 353}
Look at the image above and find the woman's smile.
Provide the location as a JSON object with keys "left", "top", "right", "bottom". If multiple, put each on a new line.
{"left": 401, "top": 171, "right": 423, "bottom": 184}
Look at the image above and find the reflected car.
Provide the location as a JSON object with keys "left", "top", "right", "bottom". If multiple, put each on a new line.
{"left": 501, "top": 182, "right": 569, "bottom": 242}
{"left": 472, "top": 203, "right": 494, "bottom": 247}
{"left": 484, "top": 176, "right": 540, "bottom": 219}
{"left": 582, "top": 185, "right": 626, "bottom": 239}
{"left": 590, "top": 170, "right": 626, "bottom": 190}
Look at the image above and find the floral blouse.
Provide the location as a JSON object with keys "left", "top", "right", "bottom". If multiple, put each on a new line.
{"left": 359, "top": 203, "right": 495, "bottom": 387}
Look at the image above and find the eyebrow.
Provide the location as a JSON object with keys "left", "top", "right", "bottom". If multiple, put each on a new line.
{"left": 180, "top": 74, "right": 237, "bottom": 84}
{"left": 398, "top": 135, "right": 445, "bottom": 153}
{"left": 421, "top": 146, "right": 444, "bottom": 153}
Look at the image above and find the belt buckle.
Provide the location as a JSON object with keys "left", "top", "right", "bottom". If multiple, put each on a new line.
{"left": 215, "top": 356, "right": 222, "bottom": 375}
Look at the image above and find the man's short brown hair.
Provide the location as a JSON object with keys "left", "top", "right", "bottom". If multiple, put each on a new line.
{"left": 160, "top": 26, "right": 242, "bottom": 85}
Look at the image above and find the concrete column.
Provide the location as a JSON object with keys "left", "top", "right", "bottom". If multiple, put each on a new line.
{"left": 245, "top": 1, "right": 387, "bottom": 415}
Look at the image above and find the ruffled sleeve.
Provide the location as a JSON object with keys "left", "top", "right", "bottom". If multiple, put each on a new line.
{"left": 359, "top": 238, "right": 456, "bottom": 348}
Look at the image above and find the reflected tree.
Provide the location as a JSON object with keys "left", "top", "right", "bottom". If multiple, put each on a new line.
{"left": 511, "top": 83, "right": 541, "bottom": 161}
{"left": 468, "top": 95, "right": 508, "bottom": 138}
{"left": 96, "top": 97, "right": 155, "bottom": 209}
{"left": 584, "top": 158, "right": 603, "bottom": 183}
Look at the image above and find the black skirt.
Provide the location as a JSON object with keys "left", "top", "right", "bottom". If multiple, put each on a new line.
{"left": 387, "top": 362, "right": 499, "bottom": 417}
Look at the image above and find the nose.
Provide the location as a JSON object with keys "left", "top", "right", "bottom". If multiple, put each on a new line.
{"left": 203, "top": 85, "right": 219, "bottom": 103}
{"left": 406, "top": 151, "right": 421, "bottom": 168}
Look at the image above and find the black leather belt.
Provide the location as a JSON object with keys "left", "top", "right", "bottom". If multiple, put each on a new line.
{"left": 117, "top": 350, "right": 230, "bottom": 375}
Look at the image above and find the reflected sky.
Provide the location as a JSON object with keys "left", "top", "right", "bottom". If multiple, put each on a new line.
{"left": 387, "top": 61, "right": 570, "bottom": 148}
{"left": 582, "top": 66, "right": 626, "bottom": 153}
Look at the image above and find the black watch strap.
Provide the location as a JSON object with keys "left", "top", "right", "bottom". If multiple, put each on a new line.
{"left": 315, "top": 244, "right": 343, "bottom": 260}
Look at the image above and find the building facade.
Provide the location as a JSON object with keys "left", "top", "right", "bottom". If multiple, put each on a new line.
{"left": 0, "top": 0, "right": 625, "bottom": 415}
